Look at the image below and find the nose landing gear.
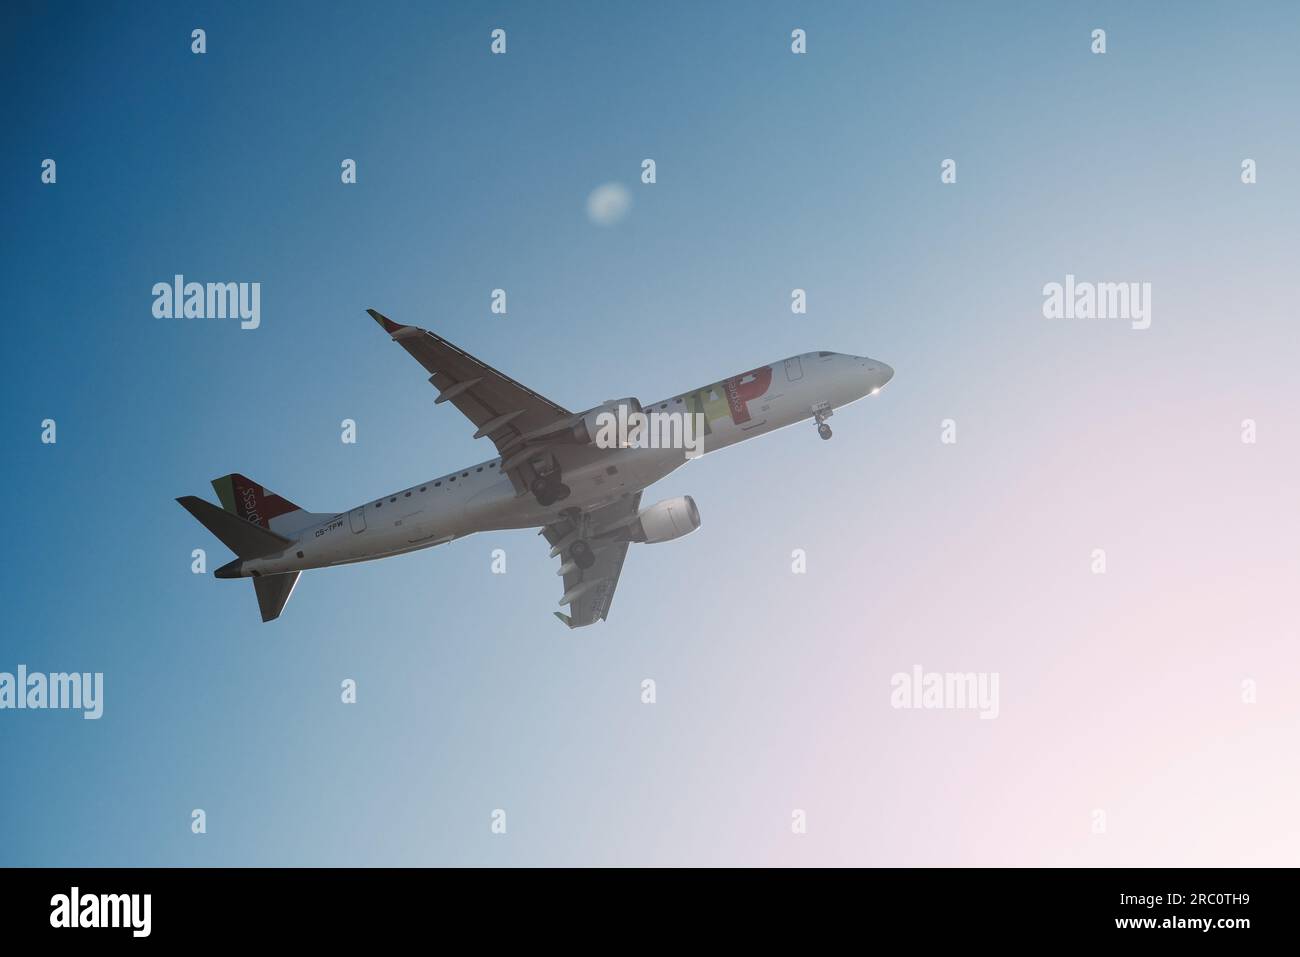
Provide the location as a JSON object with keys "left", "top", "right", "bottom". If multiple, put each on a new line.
{"left": 813, "top": 403, "right": 834, "bottom": 441}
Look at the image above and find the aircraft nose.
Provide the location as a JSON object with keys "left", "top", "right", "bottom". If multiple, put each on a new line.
{"left": 857, "top": 357, "right": 894, "bottom": 394}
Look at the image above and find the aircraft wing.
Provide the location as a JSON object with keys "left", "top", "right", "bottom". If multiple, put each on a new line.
{"left": 367, "top": 310, "right": 574, "bottom": 479}
{"left": 544, "top": 493, "right": 642, "bottom": 628}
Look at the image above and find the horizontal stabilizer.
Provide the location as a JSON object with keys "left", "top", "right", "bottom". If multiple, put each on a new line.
{"left": 177, "top": 496, "right": 290, "bottom": 559}
{"left": 254, "top": 572, "right": 300, "bottom": 622}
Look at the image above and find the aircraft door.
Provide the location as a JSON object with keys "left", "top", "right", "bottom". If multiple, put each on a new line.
{"left": 784, "top": 357, "right": 804, "bottom": 381}
{"left": 348, "top": 507, "right": 366, "bottom": 533}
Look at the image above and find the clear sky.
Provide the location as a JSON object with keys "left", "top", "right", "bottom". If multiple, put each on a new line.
{"left": 3, "top": 1, "right": 1299, "bottom": 865}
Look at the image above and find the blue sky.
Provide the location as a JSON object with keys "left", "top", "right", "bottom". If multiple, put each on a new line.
{"left": 3, "top": 1, "right": 1299, "bottom": 865}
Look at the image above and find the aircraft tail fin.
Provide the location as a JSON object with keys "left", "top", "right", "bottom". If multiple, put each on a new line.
{"left": 177, "top": 496, "right": 301, "bottom": 623}
{"left": 211, "top": 473, "right": 318, "bottom": 537}
{"left": 254, "top": 572, "right": 301, "bottom": 622}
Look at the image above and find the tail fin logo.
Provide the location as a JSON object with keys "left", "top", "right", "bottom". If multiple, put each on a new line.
{"left": 211, "top": 473, "right": 302, "bottom": 529}
{"left": 239, "top": 484, "right": 261, "bottom": 524}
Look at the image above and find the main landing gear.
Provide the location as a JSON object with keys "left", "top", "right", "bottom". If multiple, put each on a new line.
{"left": 557, "top": 508, "right": 597, "bottom": 570}
{"left": 531, "top": 473, "right": 571, "bottom": 507}
{"left": 569, "top": 538, "right": 596, "bottom": 570}
{"left": 813, "top": 403, "right": 834, "bottom": 441}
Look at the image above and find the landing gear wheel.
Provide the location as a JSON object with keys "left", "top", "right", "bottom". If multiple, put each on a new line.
{"left": 532, "top": 473, "right": 571, "bottom": 507}
{"left": 570, "top": 539, "right": 596, "bottom": 570}
{"left": 531, "top": 477, "right": 556, "bottom": 507}
{"left": 818, "top": 423, "right": 833, "bottom": 440}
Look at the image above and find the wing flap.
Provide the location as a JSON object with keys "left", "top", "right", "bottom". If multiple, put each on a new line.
{"left": 367, "top": 309, "right": 577, "bottom": 497}
{"left": 367, "top": 309, "right": 570, "bottom": 452}
{"left": 544, "top": 493, "right": 641, "bottom": 628}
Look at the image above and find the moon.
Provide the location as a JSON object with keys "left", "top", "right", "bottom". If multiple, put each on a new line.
{"left": 586, "top": 182, "right": 632, "bottom": 226}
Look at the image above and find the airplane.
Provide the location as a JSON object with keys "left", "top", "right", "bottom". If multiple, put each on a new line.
{"left": 177, "top": 310, "right": 894, "bottom": 627}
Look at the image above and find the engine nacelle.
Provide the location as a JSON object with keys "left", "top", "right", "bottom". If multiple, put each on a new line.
{"left": 631, "top": 496, "right": 701, "bottom": 544}
{"left": 570, "top": 398, "right": 643, "bottom": 447}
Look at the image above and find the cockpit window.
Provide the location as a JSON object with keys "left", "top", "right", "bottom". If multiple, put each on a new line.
{"left": 818, "top": 351, "right": 833, "bottom": 357}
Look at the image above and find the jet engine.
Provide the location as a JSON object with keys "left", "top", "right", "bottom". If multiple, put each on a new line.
{"left": 630, "top": 496, "right": 701, "bottom": 544}
{"left": 569, "top": 398, "right": 644, "bottom": 447}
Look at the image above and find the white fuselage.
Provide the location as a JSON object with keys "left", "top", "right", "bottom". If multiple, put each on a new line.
{"left": 241, "top": 351, "right": 892, "bottom": 577}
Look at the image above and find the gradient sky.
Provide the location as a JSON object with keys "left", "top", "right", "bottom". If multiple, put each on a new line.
{"left": 3, "top": 1, "right": 1299, "bottom": 866}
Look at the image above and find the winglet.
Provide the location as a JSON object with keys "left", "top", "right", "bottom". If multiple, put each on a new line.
{"left": 553, "top": 611, "right": 575, "bottom": 629}
{"left": 366, "top": 308, "right": 402, "bottom": 335}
